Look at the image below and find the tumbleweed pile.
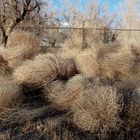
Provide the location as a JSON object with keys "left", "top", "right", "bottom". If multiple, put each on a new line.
{"left": 0, "top": 31, "right": 139, "bottom": 140}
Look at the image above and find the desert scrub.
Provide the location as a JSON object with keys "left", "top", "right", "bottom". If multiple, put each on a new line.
{"left": 0, "top": 76, "right": 23, "bottom": 108}
{"left": 1, "top": 31, "right": 41, "bottom": 69}
{"left": 71, "top": 84, "right": 121, "bottom": 137}
{"left": 47, "top": 75, "right": 91, "bottom": 110}
{"left": 13, "top": 53, "right": 76, "bottom": 86}
{"left": 76, "top": 46, "right": 140, "bottom": 85}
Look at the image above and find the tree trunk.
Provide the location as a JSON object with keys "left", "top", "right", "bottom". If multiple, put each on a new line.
{"left": 0, "top": 21, "right": 16, "bottom": 47}
{"left": 6, "top": 21, "right": 16, "bottom": 37}
{"left": 0, "top": 25, "right": 7, "bottom": 47}
{"left": 1, "top": 35, "right": 8, "bottom": 47}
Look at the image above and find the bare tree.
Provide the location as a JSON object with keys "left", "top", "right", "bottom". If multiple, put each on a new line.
{"left": 120, "top": 0, "right": 140, "bottom": 41}
{"left": 0, "top": 0, "right": 45, "bottom": 46}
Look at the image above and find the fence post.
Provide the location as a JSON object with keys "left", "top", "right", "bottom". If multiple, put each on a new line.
{"left": 103, "top": 27, "right": 107, "bottom": 43}
{"left": 82, "top": 21, "right": 86, "bottom": 49}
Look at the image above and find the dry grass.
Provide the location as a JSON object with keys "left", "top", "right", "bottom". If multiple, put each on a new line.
{"left": 46, "top": 80, "right": 65, "bottom": 105}
{"left": 62, "top": 31, "right": 83, "bottom": 50}
{"left": 0, "top": 47, "right": 11, "bottom": 76}
{"left": 0, "top": 131, "right": 10, "bottom": 140}
{"left": 0, "top": 76, "right": 23, "bottom": 108}
{"left": 121, "top": 88, "right": 140, "bottom": 129}
{"left": 62, "top": 22, "right": 99, "bottom": 50}
{"left": 0, "top": 29, "right": 140, "bottom": 139}
{"left": 0, "top": 107, "right": 80, "bottom": 140}
{"left": 76, "top": 46, "right": 140, "bottom": 84}
{"left": 47, "top": 75, "right": 90, "bottom": 110}
{"left": 59, "top": 29, "right": 88, "bottom": 60}
{"left": 0, "top": 106, "right": 53, "bottom": 126}
{"left": 107, "top": 87, "right": 140, "bottom": 140}
{"left": 100, "top": 46, "right": 140, "bottom": 83}
{"left": 6, "top": 31, "right": 40, "bottom": 48}
{"left": 19, "top": 117, "right": 80, "bottom": 140}
{"left": 3, "top": 45, "right": 40, "bottom": 69}
{"left": 0, "top": 31, "right": 41, "bottom": 69}
{"left": 75, "top": 47, "right": 99, "bottom": 78}
{"left": 0, "top": 55, "right": 9, "bottom": 76}
{"left": 43, "top": 118, "right": 80, "bottom": 140}
{"left": 0, "top": 44, "right": 4, "bottom": 48}
{"left": 13, "top": 53, "right": 76, "bottom": 85}
{"left": 58, "top": 48, "right": 81, "bottom": 61}
{"left": 71, "top": 84, "right": 121, "bottom": 137}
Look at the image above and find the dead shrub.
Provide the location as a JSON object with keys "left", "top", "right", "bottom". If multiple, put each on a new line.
{"left": 109, "top": 87, "right": 140, "bottom": 140}
{"left": 62, "top": 30, "right": 83, "bottom": 50}
{"left": 13, "top": 53, "right": 76, "bottom": 86}
{"left": 0, "top": 54, "right": 9, "bottom": 76}
{"left": 46, "top": 80, "right": 65, "bottom": 104}
{"left": 0, "top": 76, "right": 23, "bottom": 108}
{"left": 62, "top": 22, "right": 100, "bottom": 50}
{"left": 76, "top": 46, "right": 140, "bottom": 84}
{"left": 47, "top": 75, "right": 90, "bottom": 110}
{"left": 6, "top": 31, "right": 40, "bottom": 48}
{"left": 75, "top": 48, "right": 99, "bottom": 78}
{"left": 0, "top": 131, "right": 10, "bottom": 140}
{"left": 120, "top": 88, "right": 140, "bottom": 129}
{"left": 0, "top": 117, "right": 80, "bottom": 140}
{"left": 2, "top": 44, "right": 40, "bottom": 69}
{"left": 101, "top": 47, "right": 140, "bottom": 83}
{"left": 58, "top": 48, "right": 81, "bottom": 60}
{"left": 71, "top": 84, "right": 121, "bottom": 137}
{"left": 0, "top": 47, "right": 11, "bottom": 76}
{"left": 1, "top": 31, "right": 41, "bottom": 69}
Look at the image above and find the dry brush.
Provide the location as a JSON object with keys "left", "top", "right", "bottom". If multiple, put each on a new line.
{"left": 13, "top": 53, "right": 77, "bottom": 86}
{"left": 1, "top": 31, "right": 41, "bottom": 69}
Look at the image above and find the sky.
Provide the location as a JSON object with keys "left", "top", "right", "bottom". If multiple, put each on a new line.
{"left": 51, "top": 0, "right": 122, "bottom": 13}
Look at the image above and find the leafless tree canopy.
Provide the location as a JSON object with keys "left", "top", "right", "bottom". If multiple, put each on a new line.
{"left": 0, "top": 0, "right": 44, "bottom": 46}
{"left": 0, "top": 0, "right": 140, "bottom": 47}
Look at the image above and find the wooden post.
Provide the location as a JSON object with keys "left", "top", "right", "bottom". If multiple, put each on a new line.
{"left": 82, "top": 21, "right": 86, "bottom": 49}
{"left": 103, "top": 27, "right": 106, "bottom": 43}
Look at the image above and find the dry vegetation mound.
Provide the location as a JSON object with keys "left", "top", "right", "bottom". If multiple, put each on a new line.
{"left": 76, "top": 46, "right": 140, "bottom": 84}
{"left": 1, "top": 31, "right": 41, "bottom": 69}
{"left": 6, "top": 31, "right": 40, "bottom": 49}
{"left": 0, "top": 76, "right": 23, "bottom": 108}
{"left": 47, "top": 75, "right": 90, "bottom": 110}
{"left": 71, "top": 84, "right": 121, "bottom": 137}
{"left": 0, "top": 31, "right": 139, "bottom": 139}
{"left": 0, "top": 55, "right": 9, "bottom": 76}
{"left": 13, "top": 53, "right": 77, "bottom": 86}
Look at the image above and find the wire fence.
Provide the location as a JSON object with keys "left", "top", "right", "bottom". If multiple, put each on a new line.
{"left": 38, "top": 26, "right": 140, "bottom": 48}
{"left": 3, "top": 25, "right": 140, "bottom": 31}
{"left": 1, "top": 23, "right": 140, "bottom": 48}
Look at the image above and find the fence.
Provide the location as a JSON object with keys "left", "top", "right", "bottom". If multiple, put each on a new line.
{"left": 39, "top": 26, "right": 140, "bottom": 49}
{"left": 1, "top": 24, "right": 140, "bottom": 49}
